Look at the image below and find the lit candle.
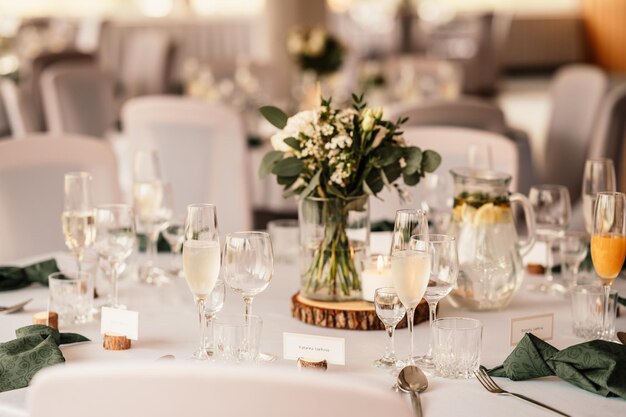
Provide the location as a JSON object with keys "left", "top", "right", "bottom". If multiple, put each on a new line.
{"left": 361, "top": 254, "right": 393, "bottom": 302}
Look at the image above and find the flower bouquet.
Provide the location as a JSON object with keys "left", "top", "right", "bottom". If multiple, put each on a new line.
{"left": 259, "top": 94, "right": 441, "bottom": 300}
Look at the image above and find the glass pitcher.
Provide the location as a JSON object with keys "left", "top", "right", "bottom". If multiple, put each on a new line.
{"left": 447, "top": 168, "right": 535, "bottom": 310}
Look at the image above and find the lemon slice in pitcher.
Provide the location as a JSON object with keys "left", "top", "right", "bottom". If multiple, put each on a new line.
{"left": 473, "top": 203, "right": 498, "bottom": 226}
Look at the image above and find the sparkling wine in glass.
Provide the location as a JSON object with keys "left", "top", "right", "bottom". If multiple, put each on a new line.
{"left": 528, "top": 184, "right": 571, "bottom": 293}
{"left": 558, "top": 231, "right": 589, "bottom": 288}
{"left": 410, "top": 234, "right": 458, "bottom": 368}
{"left": 94, "top": 204, "right": 136, "bottom": 308}
{"left": 223, "top": 231, "right": 274, "bottom": 361}
{"left": 203, "top": 279, "right": 225, "bottom": 356}
{"left": 183, "top": 203, "right": 220, "bottom": 360}
{"left": 590, "top": 192, "right": 626, "bottom": 340}
{"left": 391, "top": 248, "right": 430, "bottom": 365}
{"left": 582, "top": 158, "right": 616, "bottom": 235}
{"left": 133, "top": 151, "right": 172, "bottom": 285}
{"left": 62, "top": 172, "right": 96, "bottom": 272}
{"left": 373, "top": 287, "right": 406, "bottom": 368}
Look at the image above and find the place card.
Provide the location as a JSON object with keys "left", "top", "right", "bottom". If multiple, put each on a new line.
{"left": 283, "top": 332, "right": 345, "bottom": 365}
{"left": 510, "top": 313, "right": 554, "bottom": 346}
{"left": 101, "top": 307, "right": 139, "bottom": 340}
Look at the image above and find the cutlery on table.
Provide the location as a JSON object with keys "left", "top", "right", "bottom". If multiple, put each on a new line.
{"left": 474, "top": 366, "right": 570, "bottom": 417}
{"left": 397, "top": 365, "right": 428, "bottom": 417}
{"left": 0, "top": 298, "right": 32, "bottom": 314}
{"left": 617, "top": 332, "right": 626, "bottom": 345}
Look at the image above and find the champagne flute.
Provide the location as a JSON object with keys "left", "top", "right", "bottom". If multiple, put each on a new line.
{"left": 373, "top": 287, "right": 406, "bottom": 368}
{"left": 183, "top": 203, "right": 221, "bottom": 360}
{"left": 390, "top": 209, "right": 429, "bottom": 255}
{"left": 410, "top": 234, "right": 458, "bottom": 368}
{"left": 133, "top": 151, "right": 171, "bottom": 285}
{"left": 62, "top": 172, "right": 96, "bottom": 272}
{"left": 391, "top": 245, "right": 430, "bottom": 365}
{"left": 582, "top": 158, "right": 616, "bottom": 235}
{"left": 590, "top": 192, "right": 626, "bottom": 340}
{"left": 203, "top": 279, "right": 225, "bottom": 357}
{"left": 223, "top": 231, "right": 274, "bottom": 360}
{"left": 94, "top": 204, "right": 136, "bottom": 308}
{"left": 528, "top": 185, "right": 571, "bottom": 293}
{"left": 558, "top": 231, "right": 589, "bottom": 289}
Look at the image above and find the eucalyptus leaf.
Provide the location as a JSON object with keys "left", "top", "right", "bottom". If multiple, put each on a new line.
{"left": 283, "top": 137, "right": 301, "bottom": 151}
{"left": 272, "top": 157, "right": 304, "bottom": 177}
{"left": 258, "top": 150, "right": 284, "bottom": 179}
{"left": 277, "top": 175, "right": 298, "bottom": 187}
{"left": 259, "top": 105, "right": 288, "bottom": 129}
{"left": 402, "top": 147, "right": 423, "bottom": 175}
{"left": 403, "top": 171, "right": 421, "bottom": 186}
{"left": 380, "top": 168, "right": 391, "bottom": 190}
{"left": 300, "top": 170, "right": 321, "bottom": 198}
{"left": 422, "top": 150, "right": 442, "bottom": 173}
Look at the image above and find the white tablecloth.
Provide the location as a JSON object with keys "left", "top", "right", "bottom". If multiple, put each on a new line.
{"left": 0, "top": 235, "right": 625, "bottom": 417}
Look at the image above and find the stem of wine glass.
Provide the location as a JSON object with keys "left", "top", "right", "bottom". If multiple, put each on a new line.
{"left": 110, "top": 263, "right": 119, "bottom": 307}
{"left": 545, "top": 239, "right": 554, "bottom": 283}
{"left": 204, "top": 313, "right": 215, "bottom": 353}
{"left": 384, "top": 324, "right": 395, "bottom": 360}
{"left": 602, "top": 283, "right": 611, "bottom": 339}
{"left": 407, "top": 307, "right": 416, "bottom": 364}
{"left": 425, "top": 300, "right": 438, "bottom": 358}
{"left": 243, "top": 296, "right": 253, "bottom": 317}
{"left": 197, "top": 298, "right": 208, "bottom": 359}
{"left": 147, "top": 229, "right": 158, "bottom": 263}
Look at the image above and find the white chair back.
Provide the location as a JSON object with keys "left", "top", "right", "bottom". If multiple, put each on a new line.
{"left": 544, "top": 64, "right": 607, "bottom": 202}
{"left": 122, "top": 96, "right": 252, "bottom": 233}
{"left": 121, "top": 30, "right": 171, "bottom": 97}
{"left": 0, "top": 78, "right": 37, "bottom": 137}
{"left": 28, "top": 363, "right": 412, "bottom": 417}
{"left": 40, "top": 63, "right": 116, "bottom": 138}
{"left": 0, "top": 135, "right": 121, "bottom": 261}
{"left": 370, "top": 127, "right": 519, "bottom": 222}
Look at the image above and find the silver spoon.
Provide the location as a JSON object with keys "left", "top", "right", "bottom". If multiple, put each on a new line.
{"left": 397, "top": 365, "right": 428, "bottom": 417}
{"left": 0, "top": 298, "right": 32, "bottom": 315}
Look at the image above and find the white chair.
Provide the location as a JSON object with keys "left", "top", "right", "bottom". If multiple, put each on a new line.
{"left": 28, "top": 363, "right": 412, "bottom": 417}
{"left": 370, "top": 126, "right": 519, "bottom": 222}
{"left": 40, "top": 62, "right": 117, "bottom": 138}
{"left": 0, "top": 78, "right": 38, "bottom": 137}
{"left": 543, "top": 64, "right": 607, "bottom": 203}
{"left": 0, "top": 135, "right": 121, "bottom": 261}
{"left": 122, "top": 96, "right": 252, "bottom": 233}
{"left": 120, "top": 30, "right": 172, "bottom": 97}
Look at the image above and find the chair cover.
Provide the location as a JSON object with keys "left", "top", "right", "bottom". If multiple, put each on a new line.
{"left": 120, "top": 30, "right": 172, "bottom": 97}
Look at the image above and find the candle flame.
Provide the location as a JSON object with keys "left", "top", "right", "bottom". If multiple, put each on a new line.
{"left": 376, "top": 255, "right": 384, "bottom": 273}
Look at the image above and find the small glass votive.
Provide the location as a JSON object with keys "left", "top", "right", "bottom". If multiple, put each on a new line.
{"left": 361, "top": 255, "right": 392, "bottom": 302}
{"left": 48, "top": 271, "right": 94, "bottom": 325}
{"left": 267, "top": 219, "right": 299, "bottom": 264}
{"left": 432, "top": 317, "right": 482, "bottom": 379}
{"left": 213, "top": 315, "right": 263, "bottom": 364}
{"left": 570, "top": 285, "right": 618, "bottom": 340}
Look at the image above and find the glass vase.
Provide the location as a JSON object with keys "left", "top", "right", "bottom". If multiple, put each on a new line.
{"left": 298, "top": 195, "right": 370, "bottom": 301}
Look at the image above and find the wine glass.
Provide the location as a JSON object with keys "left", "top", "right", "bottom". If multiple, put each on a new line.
{"left": 373, "top": 287, "right": 406, "bottom": 368}
{"left": 62, "top": 172, "right": 96, "bottom": 272}
{"left": 390, "top": 209, "right": 429, "bottom": 255}
{"left": 582, "top": 158, "right": 616, "bottom": 235}
{"left": 94, "top": 204, "right": 136, "bottom": 308}
{"left": 559, "top": 231, "right": 589, "bottom": 289}
{"left": 528, "top": 185, "right": 571, "bottom": 293}
{"left": 223, "top": 231, "right": 274, "bottom": 361}
{"left": 419, "top": 174, "right": 454, "bottom": 234}
{"left": 133, "top": 151, "right": 172, "bottom": 285}
{"left": 590, "top": 192, "right": 626, "bottom": 340}
{"left": 183, "top": 203, "right": 221, "bottom": 360}
{"left": 203, "top": 279, "right": 225, "bottom": 357}
{"left": 410, "top": 234, "right": 458, "bottom": 368}
{"left": 163, "top": 217, "right": 185, "bottom": 278}
{"left": 467, "top": 144, "right": 493, "bottom": 170}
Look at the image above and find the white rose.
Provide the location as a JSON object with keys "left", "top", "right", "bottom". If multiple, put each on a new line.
{"left": 270, "top": 132, "right": 292, "bottom": 152}
{"left": 361, "top": 109, "right": 376, "bottom": 132}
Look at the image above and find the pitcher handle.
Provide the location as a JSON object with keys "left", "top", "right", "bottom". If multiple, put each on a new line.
{"left": 509, "top": 192, "right": 536, "bottom": 256}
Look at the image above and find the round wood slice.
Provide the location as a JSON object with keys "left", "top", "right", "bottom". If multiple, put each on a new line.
{"left": 291, "top": 292, "right": 430, "bottom": 330}
{"left": 32, "top": 311, "right": 58, "bottom": 330}
{"left": 103, "top": 333, "right": 131, "bottom": 350}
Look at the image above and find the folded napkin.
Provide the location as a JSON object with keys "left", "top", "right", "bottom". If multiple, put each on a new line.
{"left": 0, "top": 324, "right": 89, "bottom": 392}
{"left": 0, "top": 259, "right": 59, "bottom": 292}
{"left": 488, "top": 333, "right": 626, "bottom": 399}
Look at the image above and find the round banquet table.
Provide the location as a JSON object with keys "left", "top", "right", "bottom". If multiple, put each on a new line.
{"left": 0, "top": 234, "right": 624, "bottom": 417}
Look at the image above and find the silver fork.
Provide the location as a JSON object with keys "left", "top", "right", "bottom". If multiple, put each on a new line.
{"left": 474, "top": 366, "right": 571, "bottom": 417}
{"left": 0, "top": 298, "right": 32, "bottom": 315}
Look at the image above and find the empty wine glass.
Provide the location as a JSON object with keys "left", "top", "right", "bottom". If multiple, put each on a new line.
{"left": 62, "top": 172, "right": 95, "bottom": 272}
{"left": 582, "top": 158, "right": 616, "bottom": 235}
{"left": 419, "top": 174, "right": 454, "bottom": 234}
{"left": 94, "top": 204, "right": 136, "bottom": 308}
{"left": 411, "top": 234, "right": 459, "bottom": 368}
{"left": 203, "top": 279, "right": 225, "bottom": 357}
{"left": 133, "top": 151, "right": 172, "bottom": 285}
{"left": 591, "top": 192, "right": 626, "bottom": 340}
{"left": 373, "top": 287, "right": 406, "bottom": 368}
{"left": 163, "top": 217, "right": 185, "bottom": 278}
{"left": 390, "top": 209, "right": 429, "bottom": 255}
{"left": 223, "top": 231, "right": 274, "bottom": 361}
{"left": 559, "top": 231, "right": 589, "bottom": 289}
{"left": 183, "top": 203, "right": 221, "bottom": 360}
{"left": 528, "top": 185, "right": 571, "bottom": 293}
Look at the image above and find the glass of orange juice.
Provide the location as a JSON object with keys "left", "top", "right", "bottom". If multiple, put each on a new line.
{"left": 590, "top": 192, "right": 626, "bottom": 340}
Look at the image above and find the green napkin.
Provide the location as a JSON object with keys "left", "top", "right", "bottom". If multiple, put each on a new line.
{"left": 0, "top": 324, "right": 89, "bottom": 392}
{"left": 488, "top": 333, "right": 626, "bottom": 399}
{"left": 0, "top": 259, "right": 59, "bottom": 291}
